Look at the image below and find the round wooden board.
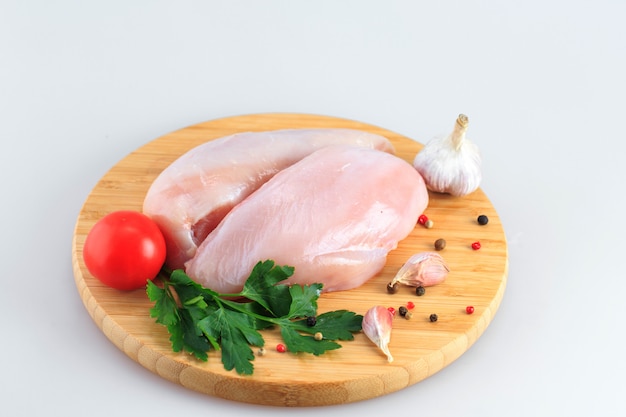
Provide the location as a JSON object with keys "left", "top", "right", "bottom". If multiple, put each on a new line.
{"left": 72, "top": 113, "right": 508, "bottom": 407}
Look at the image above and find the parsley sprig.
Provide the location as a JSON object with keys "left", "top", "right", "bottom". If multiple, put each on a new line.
{"left": 146, "top": 260, "right": 363, "bottom": 375}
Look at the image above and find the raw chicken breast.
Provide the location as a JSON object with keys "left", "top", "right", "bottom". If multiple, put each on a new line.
{"left": 185, "top": 145, "right": 428, "bottom": 294}
{"left": 143, "top": 129, "right": 394, "bottom": 269}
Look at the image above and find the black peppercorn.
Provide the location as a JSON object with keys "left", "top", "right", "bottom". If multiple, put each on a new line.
{"left": 477, "top": 215, "right": 489, "bottom": 225}
{"left": 398, "top": 306, "right": 408, "bottom": 317}
{"left": 387, "top": 282, "right": 399, "bottom": 294}
{"left": 434, "top": 238, "right": 446, "bottom": 251}
{"left": 429, "top": 313, "right": 438, "bottom": 322}
{"left": 306, "top": 316, "right": 317, "bottom": 327}
{"left": 416, "top": 285, "right": 426, "bottom": 296}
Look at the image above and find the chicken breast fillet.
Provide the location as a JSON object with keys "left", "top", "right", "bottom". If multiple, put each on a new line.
{"left": 185, "top": 145, "right": 428, "bottom": 294}
{"left": 143, "top": 129, "right": 395, "bottom": 269}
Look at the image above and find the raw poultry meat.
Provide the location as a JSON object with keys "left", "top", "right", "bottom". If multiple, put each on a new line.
{"left": 143, "top": 129, "right": 395, "bottom": 269}
{"left": 185, "top": 145, "right": 428, "bottom": 294}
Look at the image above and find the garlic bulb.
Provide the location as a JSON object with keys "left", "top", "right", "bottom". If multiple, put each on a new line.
{"left": 362, "top": 306, "right": 394, "bottom": 362}
{"left": 390, "top": 252, "right": 449, "bottom": 288}
{"left": 413, "top": 114, "right": 482, "bottom": 196}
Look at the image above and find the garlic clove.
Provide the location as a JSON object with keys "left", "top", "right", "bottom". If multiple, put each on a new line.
{"left": 413, "top": 114, "right": 482, "bottom": 197}
{"left": 390, "top": 252, "right": 449, "bottom": 287}
{"left": 362, "top": 305, "right": 394, "bottom": 362}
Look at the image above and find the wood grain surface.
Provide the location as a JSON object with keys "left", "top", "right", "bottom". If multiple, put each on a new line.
{"left": 71, "top": 113, "right": 508, "bottom": 407}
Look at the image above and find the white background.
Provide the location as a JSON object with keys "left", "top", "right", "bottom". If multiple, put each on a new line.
{"left": 2, "top": 1, "right": 625, "bottom": 416}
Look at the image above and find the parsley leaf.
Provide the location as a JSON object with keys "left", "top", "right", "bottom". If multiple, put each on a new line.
{"left": 179, "top": 308, "right": 212, "bottom": 361}
{"left": 238, "top": 260, "right": 294, "bottom": 315}
{"left": 286, "top": 284, "right": 321, "bottom": 318}
{"left": 280, "top": 325, "right": 341, "bottom": 355}
{"left": 146, "top": 260, "right": 363, "bottom": 375}
{"left": 292, "top": 310, "right": 364, "bottom": 340}
{"left": 146, "top": 281, "right": 178, "bottom": 326}
{"left": 197, "top": 308, "right": 258, "bottom": 375}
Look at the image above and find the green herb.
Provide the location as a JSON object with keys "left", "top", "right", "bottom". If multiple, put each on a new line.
{"left": 146, "top": 260, "right": 363, "bottom": 375}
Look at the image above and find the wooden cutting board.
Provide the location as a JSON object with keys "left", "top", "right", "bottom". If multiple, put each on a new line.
{"left": 72, "top": 113, "right": 508, "bottom": 407}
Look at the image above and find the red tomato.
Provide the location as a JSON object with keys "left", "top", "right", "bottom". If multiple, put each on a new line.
{"left": 83, "top": 210, "right": 166, "bottom": 290}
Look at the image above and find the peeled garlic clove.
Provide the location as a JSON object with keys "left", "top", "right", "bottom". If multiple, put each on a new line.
{"left": 391, "top": 252, "right": 449, "bottom": 287}
{"left": 413, "top": 114, "right": 482, "bottom": 197}
{"left": 362, "top": 306, "right": 394, "bottom": 362}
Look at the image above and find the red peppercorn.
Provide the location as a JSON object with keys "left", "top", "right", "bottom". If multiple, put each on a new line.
{"left": 406, "top": 301, "right": 415, "bottom": 310}
{"left": 418, "top": 214, "right": 428, "bottom": 225}
{"left": 471, "top": 241, "right": 481, "bottom": 250}
{"left": 466, "top": 306, "right": 475, "bottom": 314}
{"left": 276, "top": 343, "right": 286, "bottom": 353}
{"left": 387, "top": 306, "right": 396, "bottom": 316}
